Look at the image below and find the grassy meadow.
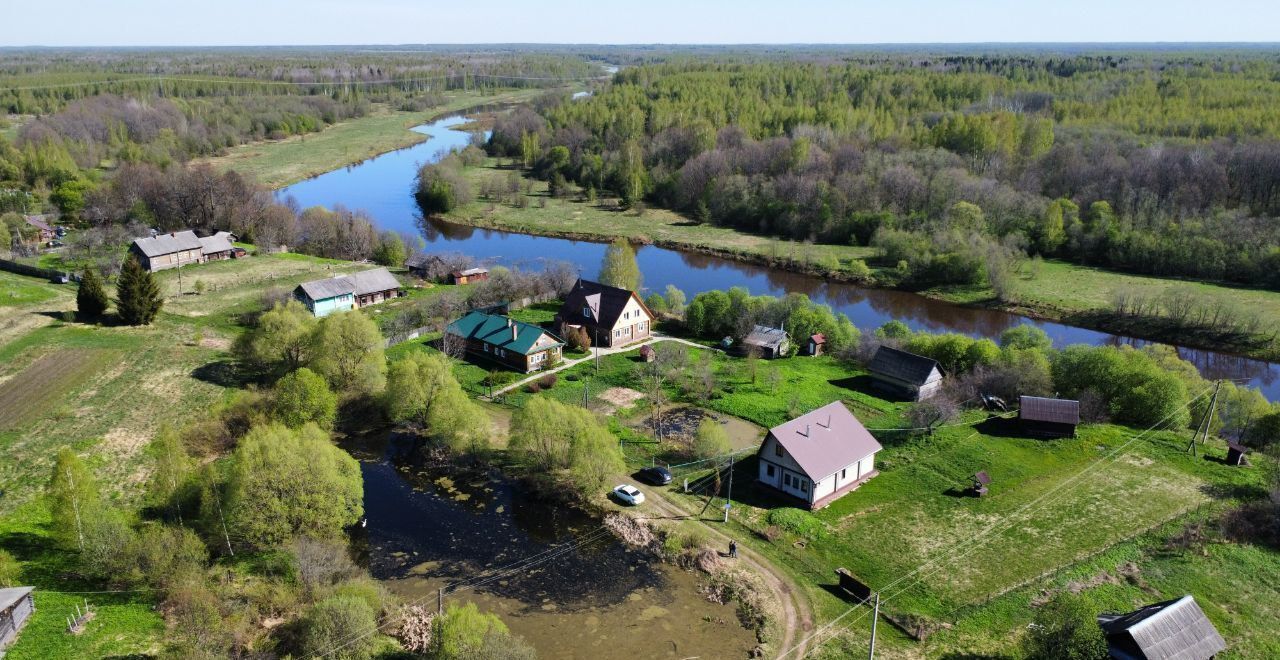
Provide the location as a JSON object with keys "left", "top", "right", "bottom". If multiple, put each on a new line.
{"left": 198, "top": 88, "right": 568, "bottom": 189}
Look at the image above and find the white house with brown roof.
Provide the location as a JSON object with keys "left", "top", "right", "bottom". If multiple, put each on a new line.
{"left": 556, "top": 279, "right": 655, "bottom": 348}
{"left": 756, "top": 401, "right": 882, "bottom": 509}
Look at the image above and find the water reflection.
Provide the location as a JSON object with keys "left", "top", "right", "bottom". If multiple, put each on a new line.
{"left": 278, "top": 114, "right": 1280, "bottom": 399}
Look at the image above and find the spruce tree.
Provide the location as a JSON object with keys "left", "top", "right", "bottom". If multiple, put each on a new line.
{"left": 76, "top": 267, "right": 109, "bottom": 318}
{"left": 116, "top": 255, "right": 162, "bottom": 325}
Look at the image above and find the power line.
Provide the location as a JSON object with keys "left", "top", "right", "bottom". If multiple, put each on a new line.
{"left": 778, "top": 383, "right": 1217, "bottom": 658}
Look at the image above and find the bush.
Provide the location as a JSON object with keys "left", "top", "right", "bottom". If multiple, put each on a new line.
{"left": 539, "top": 373, "right": 557, "bottom": 389}
{"left": 299, "top": 595, "right": 379, "bottom": 660}
{"left": 1023, "top": 593, "right": 1109, "bottom": 660}
{"left": 766, "top": 508, "right": 827, "bottom": 540}
{"left": 525, "top": 382, "right": 541, "bottom": 394}
{"left": 272, "top": 367, "right": 337, "bottom": 429}
{"left": 0, "top": 549, "right": 20, "bottom": 587}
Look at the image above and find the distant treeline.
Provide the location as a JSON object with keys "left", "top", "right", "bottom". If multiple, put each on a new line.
{"left": 489, "top": 56, "right": 1280, "bottom": 289}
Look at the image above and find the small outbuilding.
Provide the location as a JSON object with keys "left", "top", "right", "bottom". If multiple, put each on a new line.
{"left": 1225, "top": 442, "right": 1249, "bottom": 466}
{"left": 0, "top": 586, "right": 35, "bottom": 650}
{"left": 756, "top": 401, "right": 882, "bottom": 509}
{"left": 198, "top": 231, "right": 236, "bottom": 261}
{"left": 867, "top": 346, "right": 943, "bottom": 401}
{"left": 1097, "top": 594, "right": 1226, "bottom": 660}
{"left": 1019, "top": 396, "right": 1081, "bottom": 438}
{"left": 638, "top": 344, "right": 656, "bottom": 362}
{"left": 449, "top": 267, "right": 490, "bottom": 285}
{"left": 806, "top": 333, "right": 826, "bottom": 357}
{"left": 742, "top": 325, "right": 791, "bottom": 359}
{"left": 972, "top": 471, "right": 991, "bottom": 497}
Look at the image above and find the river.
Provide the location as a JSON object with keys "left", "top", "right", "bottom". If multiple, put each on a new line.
{"left": 279, "top": 114, "right": 1280, "bottom": 399}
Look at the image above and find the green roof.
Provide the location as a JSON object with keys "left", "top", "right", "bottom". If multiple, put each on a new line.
{"left": 446, "top": 310, "right": 564, "bottom": 356}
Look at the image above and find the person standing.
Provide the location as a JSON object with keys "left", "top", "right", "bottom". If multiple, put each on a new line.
{"left": 729, "top": 540, "right": 738, "bottom": 558}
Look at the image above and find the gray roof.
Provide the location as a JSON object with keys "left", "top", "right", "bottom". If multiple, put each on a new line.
{"left": 1098, "top": 595, "right": 1226, "bottom": 660}
{"left": 868, "top": 346, "right": 942, "bottom": 386}
{"left": 764, "top": 401, "right": 882, "bottom": 480}
{"left": 198, "top": 231, "right": 235, "bottom": 255}
{"left": 296, "top": 268, "right": 401, "bottom": 302}
{"left": 1020, "top": 396, "right": 1080, "bottom": 424}
{"left": 347, "top": 267, "right": 401, "bottom": 296}
{"left": 24, "top": 215, "right": 52, "bottom": 232}
{"left": 405, "top": 253, "right": 441, "bottom": 268}
{"left": 744, "top": 325, "right": 789, "bottom": 349}
{"left": 0, "top": 586, "right": 34, "bottom": 611}
{"left": 131, "top": 230, "right": 203, "bottom": 257}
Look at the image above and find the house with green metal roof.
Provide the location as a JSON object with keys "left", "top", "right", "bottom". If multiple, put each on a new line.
{"left": 445, "top": 310, "right": 565, "bottom": 373}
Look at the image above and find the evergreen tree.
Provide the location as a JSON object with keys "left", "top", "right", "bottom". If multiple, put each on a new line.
{"left": 116, "top": 255, "right": 162, "bottom": 325}
{"left": 76, "top": 267, "right": 109, "bottom": 318}
{"left": 598, "top": 238, "right": 642, "bottom": 292}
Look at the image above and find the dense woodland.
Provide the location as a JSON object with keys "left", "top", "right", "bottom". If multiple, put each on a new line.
{"left": 488, "top": 54, "right": 1280, "bottom": 289}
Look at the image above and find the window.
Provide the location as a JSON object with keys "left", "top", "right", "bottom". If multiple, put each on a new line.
{"left": 774, "top": 443, "right": 783, "bottom": 457}
{"left": 583, "top": 306, "right": 591, "bottom": 318}
{"left": 783, "top": 474, "right": 791, "bottom": 487}
{"left": 766, "top": 465, "right": 775, "bottom": 477}
{"left": 800, "top": 480, "right": 808, "bottom": 493}
{"left": 841, "top": 468, "right": 847, "bottom": 480}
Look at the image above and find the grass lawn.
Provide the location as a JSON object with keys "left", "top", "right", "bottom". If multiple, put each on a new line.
{"left": 0, "top": 270, "right": 63, "bottom": 307}
{"left": 198, "top": 88, "right": 568, "bottom": 189}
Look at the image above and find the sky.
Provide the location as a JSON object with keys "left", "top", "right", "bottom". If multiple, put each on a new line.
{"left": 1, "top": 0, "right": 1277, "bottom": 47}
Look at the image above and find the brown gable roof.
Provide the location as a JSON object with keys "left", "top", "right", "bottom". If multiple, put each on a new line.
{"left": 764, "top": 401, "right": 882, "bottom": 480}
{"left": 1098, "top": 595, "right": 1226, "bottom": 660}
{"left": 1019, "top": 396, "right": 1080, "bottom": 425}
{"left": 868, "top": 346, "right": 941, "bottom": 386}
{"left": 559, "top": 278, "right": 653, "bottom": 328}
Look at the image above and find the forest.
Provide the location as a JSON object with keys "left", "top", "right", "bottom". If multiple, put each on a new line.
{"left": 487, "top": 54, "right": 1280, "bottom": 290}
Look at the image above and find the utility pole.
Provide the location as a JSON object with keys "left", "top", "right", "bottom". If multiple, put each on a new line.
{"left": 723, "top": 454, "right": 735, "bottom": 523}
{"left": 868, "top": 592, "right": 880, "bottom": 660}
{"left": 438, "top": 587, "right": 444, "bottom": 615}
{"left": 1187, "top": 380, "right": 1221, "bottom": 456}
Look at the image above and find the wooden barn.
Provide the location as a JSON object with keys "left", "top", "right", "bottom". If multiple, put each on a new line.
{"left": 1226, "top": 442, "right": 1249, "bottom": 466}
{"left": 130, "top": 230, "right": 205, "bottom": 271}
{"left": 867, "top": 346, "right": 943, "bottom": 401}
{"left": 742, "top": 325, "right": 791, "bottom": 359}
{"left": 0, "top": 587, "right": 35, "bottom": 650}
{"left": 449, "top": 267, "right": 490, "bottom": 285}
{"left": 1097, "top": 595, "right": 1226, "bottom": 660}
{"left": 806, "top": 333, "right": 826, "bottom": 356}
{"left": 1019, "top": 396, "right": 1081, "bottom": 438}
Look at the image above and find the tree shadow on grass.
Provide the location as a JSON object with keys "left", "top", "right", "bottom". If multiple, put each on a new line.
{"left": 191, "top": 359, "right": 247, "bottom": 388}
{"left": 1199, "top": 481, "right": 1268, "bottom": 501}
{"left": 972, "top": 415, "right": 1027, "bottom": 439}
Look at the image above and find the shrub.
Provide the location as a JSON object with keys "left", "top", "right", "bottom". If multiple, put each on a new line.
{"left": 1023, "top": 593, "right": 1109, "bottom": 660}
{"left": 299, "top": 595, "right": 379, "bottom": 660}
{"left": 766, "top": 508, "right": 827, "bottom": 540}
{"left": 525, "top": 382, "right": 541, "bottom": 394}
{"left": 539, "top": 373, "right": 557, "bottom": 389}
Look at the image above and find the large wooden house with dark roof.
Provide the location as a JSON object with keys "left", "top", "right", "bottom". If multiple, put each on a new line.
{"left": 867, "top": 346, "right": 944, "bottom": 401}
{"left": 446, "top": 310, "right": 565, "bottom": 373}
{"left": 293, "top": 268, "right": 403, "bottom": 317}
{"left": 556, "top": 279, "right": 655, "bottom": 349}
{"left": 756, "top": 401, "right": 883, "bottom": 509}
{"left": 1097, "top": 595, "right": 1226, "bottom": 660}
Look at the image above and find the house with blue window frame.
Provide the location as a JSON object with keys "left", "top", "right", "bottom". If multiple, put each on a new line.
{"left": 294, "top": 268, "right": 402, "bottom": 317}
{"left": 446, "top": 310, "right": 565, "bottom": 372}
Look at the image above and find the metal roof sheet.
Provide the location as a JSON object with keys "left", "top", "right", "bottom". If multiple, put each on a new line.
{"left": 764, "top": 401, "right": 882, "bottom": 480}
{"left": 131, "top": 230, "right": 203, "bottom": 257}
{"left": 198, "top": 232, "right": 234, "bottom": 255}
{"left": 1099, "top": 595, "right": 1226, "bottom": 660}
{"left": 446, "top": 310, "right": 564, "bottom": 355}
{"left": 868, "top": 346, "right": 942, "bottom": 386}
{"left": 1019, "top": 396, "right": 1081, "bottom": 425}
{"left": 744, "top": 325, "right": 789, "bottom": 349}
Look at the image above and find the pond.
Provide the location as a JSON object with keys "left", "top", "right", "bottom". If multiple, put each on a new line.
{"left": 344, "top": 432, "right": 757, "bottom": 659}
{"left": 278, "top": 114, "right": 1280, "bottom": 399}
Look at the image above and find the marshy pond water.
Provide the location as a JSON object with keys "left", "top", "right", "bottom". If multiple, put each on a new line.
{"left": 343, "top": 432, "right": 757, "bottom": 658}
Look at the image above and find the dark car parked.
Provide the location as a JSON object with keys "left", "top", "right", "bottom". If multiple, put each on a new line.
{"left": 638, "top": 466, "right": 672, "bottom": 486}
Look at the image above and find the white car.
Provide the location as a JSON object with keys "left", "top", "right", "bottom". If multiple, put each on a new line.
{"left": 612, "top": 484, "right": 645, "bottom": 506}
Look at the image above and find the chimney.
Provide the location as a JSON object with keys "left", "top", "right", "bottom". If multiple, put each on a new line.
{"left": 512, "top": 323, "right": 518, "bottom": 341}
{"left": 804, "top": 423, "right": 811, "bottom": 437}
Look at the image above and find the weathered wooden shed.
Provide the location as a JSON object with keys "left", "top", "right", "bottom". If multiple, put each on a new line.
{"left": 972, "top": 471, "right": 991, "bottom": 497}
{"left": 1018, "top": 396, "right": 1080, "bottom": 438}
{"left": 449, "top": 267, "right": 490, "bottom": 285}
{"left": 742, "top": 325, "right": 791, "bottom": 359}
{"left": 1097, "top": 594, "right": 1225, "bottom": 660}
{"left": 867, "top": 346, "right": 943, "bottom": 401}
{"left": 0, "top": 587, "right": 35, "bottom": 650}
{"left": 806, "top": 333, "right": 826, "bottom": 357}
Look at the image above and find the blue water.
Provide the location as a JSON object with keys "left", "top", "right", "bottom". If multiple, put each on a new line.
{"left": 279, "top": 115, "right": 1280, "bottom": 398}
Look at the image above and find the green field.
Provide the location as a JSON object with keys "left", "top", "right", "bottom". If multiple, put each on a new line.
{"left": 198, "top": 88, "right": 568, "bottom": 189}
{"left": 0, "top": 251, "right": 373, "bottom": 657}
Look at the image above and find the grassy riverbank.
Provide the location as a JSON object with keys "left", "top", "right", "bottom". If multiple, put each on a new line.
{"left": 438, "top": 158, "right": 1280, "bottom": 360}
{"left": 198, "top": 87, "right": 568, "bottom": 189}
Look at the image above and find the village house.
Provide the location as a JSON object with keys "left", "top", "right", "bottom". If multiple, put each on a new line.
{"left": 23, "top": 215, "right": 55, "bottom": 243}
{"left": 1019, "top": 396, "right": 1081, "bottom": 438}
{"left": 556, "top": 278, "right": 655, "bottom": 349}
{"left": 0, "top": 587, "right": 35, "bottom": 650}
{"left": 446, "top": 310, "right": 565, "bottom": 373}
{"left": 449, "top": 267, "right": 490, "bottom": 285}
{"left": 867, "top": 346, "right": 944, "bottom": 401}
{"left": 198, "top": 231, "right": 237, "bottom": 261}
{"left": 294, "top": 267, "right": 403, "bottom": 317}
{"left": 742, "top": 325, "right": 791, "bottom": 358}
{"left": 756, "top": 401, "right": 882, "bottom": 509}
{"left": 1097, "top": 595, "right": 1226, "bottom": 660}
{"left": 130, "top": 230, "right": 204, "bottom": 271}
